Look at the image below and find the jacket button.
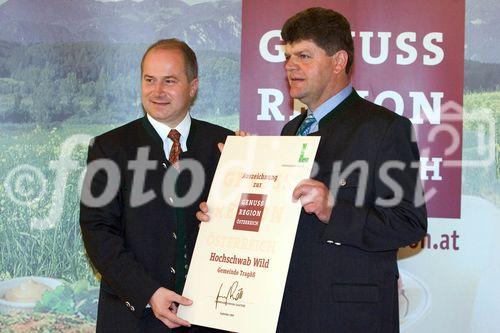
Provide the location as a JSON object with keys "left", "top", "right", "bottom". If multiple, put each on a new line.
{"left": 130, "top": 305, "right": 135, "bottom": 312}
{"left": 170, "top": 267, "right": 176, "bottom": 274}
{"left": 162, "top": 162, "right": 167, "bottom": 169}
{"left": 339, "top": 178, "right": 347, "bottom": 186}
{"left": 125, "top": 301, "right": 131, "bottom": 308}
{"left": 172, "top": 232, "right": 177, "bottom": 240}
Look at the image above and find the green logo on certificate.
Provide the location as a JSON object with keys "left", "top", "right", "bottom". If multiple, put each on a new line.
{"left": 299, "top": 143, "right": 309, "bottom": 163}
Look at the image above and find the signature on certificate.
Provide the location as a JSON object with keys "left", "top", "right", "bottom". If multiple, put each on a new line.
{"left": 215, "top": 281, "right": 244, "bottom": 309}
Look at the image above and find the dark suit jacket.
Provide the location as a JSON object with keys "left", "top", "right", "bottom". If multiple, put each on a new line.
{"left": 80, "top": 116, "right": 232, "bottom": 332}
{"left": 277, "top": 90, "right": 427, "bottom": 333}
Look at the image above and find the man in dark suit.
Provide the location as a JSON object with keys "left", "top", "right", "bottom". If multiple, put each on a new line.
{"left": 198, "top": 7, "right": 427, "bottom": 333}
{"left": 276, "top": 8, "right": 427, "bottom": 333}
{"left": 80, "top": 39, "right": 232, "bottom": 332}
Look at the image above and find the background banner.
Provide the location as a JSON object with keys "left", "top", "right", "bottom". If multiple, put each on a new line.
{"left": 240, "top": 0, "right": 465, "bottom": 218}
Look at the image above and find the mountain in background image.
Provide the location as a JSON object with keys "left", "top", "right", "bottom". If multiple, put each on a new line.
{"left": 0, "top": 0, "right": 241, "bottom": 52}
{"left": 465, "top": 0, "right": 500, "bottom": 91}
{"left": 0, "top": 0, "right": 499, "bottom": 92}
{"left": 1, "top": 0, "right": 499, "bottom": 62}
{"left": 466, "top": 0, "right": 500, "bottom": 64}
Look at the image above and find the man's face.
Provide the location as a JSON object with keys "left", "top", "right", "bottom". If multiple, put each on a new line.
{"left": 284, "top": 40, "right": 339, "bottom": 110}
{"left": 141, "top": 48, "right": 198, "bottom": 127}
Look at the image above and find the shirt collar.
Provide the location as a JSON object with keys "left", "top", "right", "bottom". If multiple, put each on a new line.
{"left": 146, "top": 112, "right": 191, "bottom": 151}
{"left": 308, "top": 83, "right": 353, "bottom": 122}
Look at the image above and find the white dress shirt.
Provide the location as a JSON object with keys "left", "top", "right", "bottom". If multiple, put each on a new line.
{"left": 146, "top": 112, "right": 191, "bottom": 159}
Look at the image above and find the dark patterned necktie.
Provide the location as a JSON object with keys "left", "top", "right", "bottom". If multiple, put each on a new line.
{"left": 296, "top": 113, "right": 317, "bottom": 136}
{"left": 167, "top": 129, "right": 187, "bottom": 292}
{"left": 167, "top": 129, "right": 181, "bottom": 169}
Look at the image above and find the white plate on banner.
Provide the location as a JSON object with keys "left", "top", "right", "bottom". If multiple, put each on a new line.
{"left": 399, "top": 269, "right": 431, "bottom": 330}
{"left": 0, "top": 276, "right": 63, "bottom": 314}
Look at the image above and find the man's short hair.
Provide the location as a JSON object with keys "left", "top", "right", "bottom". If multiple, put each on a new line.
{"left": 281, "top": 7, "right": 354, "bottom": 74}
{"left": 141, "top": 38, "right": 198, "bottom": 82}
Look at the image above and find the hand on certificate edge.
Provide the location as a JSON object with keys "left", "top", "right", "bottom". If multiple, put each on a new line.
{"left": 150, "top": 287, "right": 192, "bottom": 329}
{"left": 217, "top": 129, "right": 251, "bottom": 152}
{"left": 196, "top": 201, "right": 211, "bottom": 224}
{"left": 292, "top": 179, "right": 334, "bottom": 224}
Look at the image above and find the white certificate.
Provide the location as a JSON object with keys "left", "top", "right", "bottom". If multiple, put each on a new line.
{"left": 178, "top": 136, "right": 320, "bottom": 332}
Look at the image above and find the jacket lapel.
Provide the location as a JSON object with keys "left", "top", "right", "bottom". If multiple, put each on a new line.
{"left": 140, "top": 115, "right": 169, "bottom": 165}
{"left": 181, "top": 118, "right": 198, "bottom": 160}
{"left": 284, "top": 112, "right": 307, "bottom": 136}
{"left": 317, "top": 89, "right": 360, "bottom": 131}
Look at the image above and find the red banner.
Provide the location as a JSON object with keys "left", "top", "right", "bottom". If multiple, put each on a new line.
{"left": 240, "top": 0, "right": 465, "bottom": 218}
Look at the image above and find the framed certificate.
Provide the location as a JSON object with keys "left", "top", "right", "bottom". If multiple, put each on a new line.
{"left": 178, "top": 136, "right": 320, "bottom": 332}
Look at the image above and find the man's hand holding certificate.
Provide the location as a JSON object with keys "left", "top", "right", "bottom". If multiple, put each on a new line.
{"left": 177, "top": 136, "right": 320, "bottom": 332}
